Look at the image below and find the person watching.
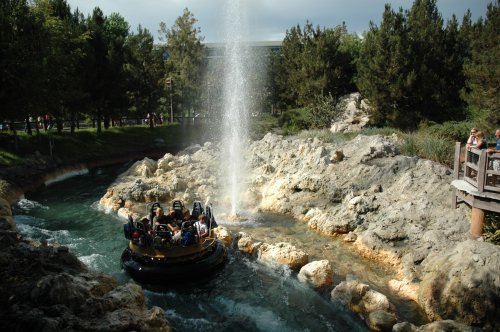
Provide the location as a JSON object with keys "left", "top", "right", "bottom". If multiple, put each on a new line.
{"left": 466, "top": 128, "right": 478, "bottom": 149}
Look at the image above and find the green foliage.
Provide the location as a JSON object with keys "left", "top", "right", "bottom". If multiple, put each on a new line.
{"left": 356, "top": 0, "right": 469, "bottom": 129}
{"left": 278, "top": 108, "right": 311, "bottom": 134}
{"left": 418, "top": 121, "right": 474, "bottom": 142}
{"left": 398, "top": 131, "right": 455, "bottom": 166}
{"left": 306, "top": 94, "right": 345, "bottom": 129}
{"left": 249, "top": 113, "right": 280, "bottom": 140}
{"left": 273, "top": 22, "right": 360, "bottom": 108}
{"left": 462, "top": 1, "right": 500, "bottom": 132}
{"left": 0, "top": 125, "right": 207, "bottom": 167}
{"left": 484, "top": 212, "right": 500, "bottom": 244}
{"left": 159, "top": 8, "right": 205, "bottom": 117}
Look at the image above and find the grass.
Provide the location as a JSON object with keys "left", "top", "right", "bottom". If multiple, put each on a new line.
{"left": 0, "top": 124, "right": 208, "bottom": 167}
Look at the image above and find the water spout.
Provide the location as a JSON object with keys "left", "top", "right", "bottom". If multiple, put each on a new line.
{"left": 221, "top": 0, "right": 251, "bottom": 216}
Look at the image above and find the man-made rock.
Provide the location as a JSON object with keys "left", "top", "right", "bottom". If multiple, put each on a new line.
{"left": 0, "top": 197, "right": 15, "bottom": 231}
{"left": 297, "top": 259, "right": 333, "bottom": 288}
{"left": 96, "top": 132, "right": 496, "bottom": 328}
{"left": 417, "top": 240, "right": 500, "bottom": 330}
{"left": 257, "top": 242, "right": 308, "bottom": 270}
{"left": 393, "top": 320, "right": 474, "bottom": 332}
{"left": 366, "top": 310, "right": 398, "bottom": 332}
{"left": 236, "top": 232, "right": 260, "bottom": 255}
{"left": 213, "top": 226, "right": 233, "bottom": 247}
{"left": 343, "top": 232, "right": 357, "bottom": 243}
{"left": 330, "top": 93, "right": 370, "bottom": 133}
{"left": 331, "top": 279, "right": 394, "bottom": 314}
{"left": 0, "top": 201, "right": 171, "bottom": 331}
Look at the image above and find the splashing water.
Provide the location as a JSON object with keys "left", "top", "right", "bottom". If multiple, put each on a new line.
{"left": 221, "top": 0, "right": 251, "bottom": 216}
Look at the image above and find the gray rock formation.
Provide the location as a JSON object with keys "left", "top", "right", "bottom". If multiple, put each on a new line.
{"left": 330, "top": 92, "right": 371, "bottom": 133}
{"left": 297, "top": 259, "right": 334, "bottom": 289}
{"left": 417, "top": 240, "right": 500, "bottom": 330}
{"left": 393, "top": 320, "right": 475, "bottom": 332}
{"left": 257, "top": 242, "right": 309, "bottom": 270}
{"left": 98, "top": 132, "right": 499, "bottom": 329}
{"left": 0, "top": 200, "right": 171, "bottom": 331}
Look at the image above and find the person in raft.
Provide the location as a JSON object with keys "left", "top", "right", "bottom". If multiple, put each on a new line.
{"left": 195, "top": 214, "right": 209, "bottom": 239}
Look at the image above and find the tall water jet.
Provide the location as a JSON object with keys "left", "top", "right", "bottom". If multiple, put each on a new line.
{"left": 220, "top": 0, "right": 252, "bottom": 216}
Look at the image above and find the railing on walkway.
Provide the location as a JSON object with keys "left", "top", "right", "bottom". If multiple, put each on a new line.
{"left": 453, "top": 142, "right": 500, "bottom": 194}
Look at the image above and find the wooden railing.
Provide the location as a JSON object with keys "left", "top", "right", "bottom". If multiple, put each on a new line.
{"left": 455, "top": 142, "right": 500, "bottom": 194}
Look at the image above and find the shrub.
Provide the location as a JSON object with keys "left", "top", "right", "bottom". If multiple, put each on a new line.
{"left": 418, "top": 121, "right": 474, "bottom": 142}
{"left": 306, "top": 94, "right": 345, "bottom": 129}
{"left": 278, "top": 108, "right": 311, "bottom": 134}
{"left": 398, "top": 131, "right": 455, "bottom": 166}
{"left": 484, "top": 212, "right": 500, "bottom": 244}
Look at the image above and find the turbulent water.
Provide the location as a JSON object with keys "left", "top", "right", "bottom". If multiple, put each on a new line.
{"left": 12, "top": 165, "right": 426, "bottom": 331}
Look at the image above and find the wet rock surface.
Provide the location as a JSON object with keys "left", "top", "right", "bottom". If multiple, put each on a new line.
{"left": 97, "top": 133, "right": 499, "bottom": 329}
{"left": 297, "top": 259, "right": 334, "bottom": 288}
{"left": 0, "top": 198, "right": 171, "bottom": 331}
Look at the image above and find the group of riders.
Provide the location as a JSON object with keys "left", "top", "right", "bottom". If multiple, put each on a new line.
{"left": 125, "top": 200, "right": 217, "bottom": 248}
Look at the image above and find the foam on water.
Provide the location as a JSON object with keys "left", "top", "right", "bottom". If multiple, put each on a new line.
{"left": 16, "top": 223, "right": 70, "bottom": 243}
{"left": 215, "top": 297, "right": 299, "bottom": 332}
{"left": 164, "top": 309, "right": 219, "bottom": 331}
{"left": 15, "top": 198, "right": 49, "bottom": 212}
{"left": 79, "top": 253, "right": 105, "bottom": 270}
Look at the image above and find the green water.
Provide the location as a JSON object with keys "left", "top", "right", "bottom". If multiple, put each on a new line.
{"left": 13, "top": 164, "right": 426, "bottom": 331}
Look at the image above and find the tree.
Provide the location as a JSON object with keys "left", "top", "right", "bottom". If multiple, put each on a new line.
{"left": 356, "top": 0, "right": 469, "bottom": 129}
{"left": 125, "top": 25, "right": 164, "bottom": 128}
{"left": 0, "top": 0, "right": 44, "bottom": 136}
{"left": 462, "top": 1, "right": 500, "bottom": 131}
{"left": 356, "top": 5, "right": 411, "bottom": 127}
{"left": 103, "top": 12, "right": 129, "bottom": 129}
{"left": 31, "top": 0, "right": 88, "bottom": 134}
{"left": 276, "top": 22, "right": 358, "bottom": 108}
{"left": 159, "top": 8, "right": 205, "bottom": 118}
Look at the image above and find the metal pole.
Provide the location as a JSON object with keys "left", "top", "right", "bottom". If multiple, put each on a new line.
{"left": 170, "top": 80, "right": 173, "bottom": 123}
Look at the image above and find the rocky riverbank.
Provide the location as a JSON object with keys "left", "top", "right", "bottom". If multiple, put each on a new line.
{"left": 99, "top": 133, "right": 499, "bottom": 330}
{"left": 0, "top": 149, "right": 179, "bottom": 331}
{"left": 0, "top": 196, "right": 171, "bottom": 331}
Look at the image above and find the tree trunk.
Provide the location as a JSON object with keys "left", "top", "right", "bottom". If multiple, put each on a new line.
{"left": 56, "top": 117, "right": 63, "bottom": 134}
{"left": 97, "top": 112, "right": 102, "bottom": 133}
{"left": 10, "top": 121, "right": 18, "bottom": 152}
{"left": 104, "top": 115, "right": 110, "bottom": 129}
{"left": 25, "top": 116, "right": 32, "bottom": 136}
{"left": 70, "top": 111, "right": 76, "bottom": 135}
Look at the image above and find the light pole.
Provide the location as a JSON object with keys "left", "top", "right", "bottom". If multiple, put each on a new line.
{"left": 165, "top": 77, "right": 173, "bottom": 123}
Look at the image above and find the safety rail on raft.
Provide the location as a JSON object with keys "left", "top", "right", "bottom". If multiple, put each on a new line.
{"left": 451, "top": 142, "right": 500, "bottom": 238}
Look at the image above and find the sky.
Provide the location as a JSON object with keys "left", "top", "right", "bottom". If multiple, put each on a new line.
{"left": 66, "top": 0, "right": 491, "bottom": 42}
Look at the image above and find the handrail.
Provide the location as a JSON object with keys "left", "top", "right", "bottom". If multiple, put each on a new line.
{"left": 458, "top": 142, "right": 500, "bottom": 194}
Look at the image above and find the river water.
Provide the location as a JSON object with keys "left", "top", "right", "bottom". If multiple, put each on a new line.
{"left": 12, "top": 164, "right": 426, "bottom": 331}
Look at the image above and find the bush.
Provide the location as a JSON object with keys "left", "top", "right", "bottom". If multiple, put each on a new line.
{"left": 418, "top": 121, "right": 474, "bottom": 142}
{"left": 484, "top": 212, "right": 500, "bottom": 244}
{"left": 278, "top": 108, "right": 311, "bottom": 134}
{"left": 398, "top": 131, "right": 455, "bottom": 166}
{"left": 306, "top": 94, "right": 345, "bottom": 129}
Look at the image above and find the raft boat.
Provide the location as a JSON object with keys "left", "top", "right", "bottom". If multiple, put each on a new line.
{"left": 121, "top": 200, "right": 227, "bottom": 284}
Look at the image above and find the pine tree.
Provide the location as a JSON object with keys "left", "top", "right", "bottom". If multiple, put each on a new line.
{"left": 159, "top": 8, "right": 205, "bottom": 118}
{"left": 463, "top": 1, "right": 500, "bottom": 131}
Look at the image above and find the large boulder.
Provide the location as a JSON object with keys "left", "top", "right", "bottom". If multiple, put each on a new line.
{"left": 235, "top": 232, "right": 261, "bottom": 255}
{"left": 393, "top": 320, "right": 474, "bottom": 332}
{"left": 0, "top": 197, "right": 15, "bottom": 231}
{"left": 331, "top": 279, "right": 395, "bottom": 315}
{"left": 213, "top": 226, "right": 233, "bottom": 247}
{"left": 257, "top": 242, "right": 308, "bottom": 270}
{"left": 366, "top": 310, "right": 398, "bottom": 332}
{"left": 297, "top": 259, "right": 333, "bottom": 289}
{"left": 418, "top": 240, "right": 500, "bottom": 330}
